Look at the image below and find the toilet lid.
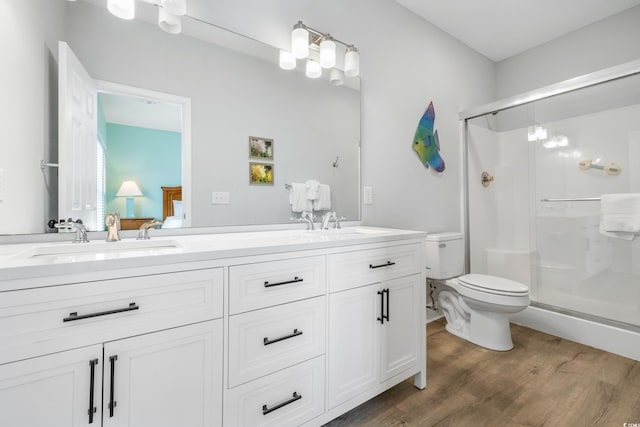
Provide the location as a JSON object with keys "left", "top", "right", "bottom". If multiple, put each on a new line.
{"left": 458, "top": 274, "right": 529, "bottom": 295}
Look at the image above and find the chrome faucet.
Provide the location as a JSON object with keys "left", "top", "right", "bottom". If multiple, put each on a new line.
{"left": 291, "top": 211, "right": 315, "bottom": 230}
{"left": 334, "top": 215, "right": 346, "bottom": 229}
{"left": 321, "top": 211, "right": 337, "bottom": 230}
{"left": 105, "top": 212, "right": 121, "bottom": 242}
{"left": 55, "top": 221, "right": 89, "bottom": 243}
{"left": 137, "top": 220, "right": 163, "bottom": 240}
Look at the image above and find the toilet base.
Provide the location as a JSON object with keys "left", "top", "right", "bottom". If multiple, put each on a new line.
{"left": 437, "top": 286, "right": 523, "bottom": 351}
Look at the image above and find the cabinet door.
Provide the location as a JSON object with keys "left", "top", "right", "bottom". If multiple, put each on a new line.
{"left": 103, "top": 320, "right": 223, "bottom": 427}
{"left": 0, "top": 345, "right": 103, "bottom": 427}
{"left": 328, "top": 284, "right": 380, "bottom": 409}
{"left": 380, "top": 275, "right": 421, "bottom": 382}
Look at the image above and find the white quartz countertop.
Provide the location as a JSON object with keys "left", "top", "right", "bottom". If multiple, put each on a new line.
{"left": 0, "top": 227, "right": 426, "bottom": 283}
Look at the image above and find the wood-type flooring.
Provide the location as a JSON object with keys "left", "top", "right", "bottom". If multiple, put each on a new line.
{"left": 324, "top": 318, "right": 640, "bottom": 427}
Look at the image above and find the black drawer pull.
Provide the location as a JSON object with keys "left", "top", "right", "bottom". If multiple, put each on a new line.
{"left": 263, "top": 329, "right": 303, "bottom": 346}
{"left": 63, "top": 303, "right": 139, "bottom": 322}
{"left": 108, "top": 355, "right": 117, "bottom": 418}
{"left": 369, "top": 261, "right": 396, "bottom": 269}
{"left": 264, "top": 276, "right": 304, "bottom": 288}
{"left": 88, "top": 359, "right": 98, "bottom": 424}
{"left": 384, "top": 288, "right": 390, "bottom": 322}
{"left": 262, "top": 392, "right": 302, "bottom": 415}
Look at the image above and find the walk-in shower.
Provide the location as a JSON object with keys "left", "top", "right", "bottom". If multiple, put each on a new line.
{"left": 460, "top": 60, "right": 640, "bottom": 352}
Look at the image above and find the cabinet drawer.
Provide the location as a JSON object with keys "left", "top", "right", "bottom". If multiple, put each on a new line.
{"left": 0, "top": 268, "right": 223, "bottom": 365}
{"left": 328, "top": 243, "right": 421, "bottom": 292}
{"left": 228, "top": 297, "right": 326, "bottom": 387}
{"left": 229, "top": 256, "right": 326, "bottom": 314}
{"left": 224, "top": 356, "right": 325, "bottom": 427}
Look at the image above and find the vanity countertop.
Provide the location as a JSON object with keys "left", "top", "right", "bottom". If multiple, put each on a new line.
{"left": 0, "top": 227, "right": 426, "bottom": 285}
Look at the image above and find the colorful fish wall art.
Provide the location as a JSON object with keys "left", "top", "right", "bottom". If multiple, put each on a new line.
{"left": 412, "top": 101, "right": 445, "bottom": 173}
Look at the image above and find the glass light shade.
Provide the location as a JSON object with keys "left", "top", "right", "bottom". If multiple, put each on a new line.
{"left": 305, "top": 60, "right": 321, "bottom": 79}
{"left": 279, "top": 50, "right": 296, "bottom": 70}
{"left": 344, "top": 46, "right": 360, "bottom": 77}
{"left": 292, "top": 23, "right": 309, "bottom": 59}
{"left": 330, "top": 68, "right": 345, "bottom": 86}
{"left": 159, "top": 8, "right": 182, "bottom": 34}
{"left": 107, "top": 0, "right": 135, "bottom": 20}
{"left": 116, "top": 180, "right": 143, "bottom": 197}
{"left": 319, "top": 37, "right": 336, "bottom": 69}
{"left": 161, "top": 0, "right": 187, "bottom": 16}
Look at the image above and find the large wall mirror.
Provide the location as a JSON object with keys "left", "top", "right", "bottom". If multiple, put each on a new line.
{"left": 1, "top": 0, "right": 360, "bottom": 236}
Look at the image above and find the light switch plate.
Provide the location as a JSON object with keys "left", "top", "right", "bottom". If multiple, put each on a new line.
{"left": 363, "top": 186, "right": 373, "bottom": 205}
{"left": 212, "top": 191, "right": 230, "bottom": 204}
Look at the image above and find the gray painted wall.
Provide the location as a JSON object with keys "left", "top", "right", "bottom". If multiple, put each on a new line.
{"left": 496, "top": 5, "right": 640, "bottom": 98}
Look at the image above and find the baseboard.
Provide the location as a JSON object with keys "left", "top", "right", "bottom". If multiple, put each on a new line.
{"left": 510, "top": 306, "right": 640, "bottom": 361}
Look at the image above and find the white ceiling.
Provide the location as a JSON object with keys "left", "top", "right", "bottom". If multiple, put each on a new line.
{"left": 394, "top": 0, "right": 640, "bottom": 62}
{"left": 99, "top": 92, "right": 182, "bottom": 133}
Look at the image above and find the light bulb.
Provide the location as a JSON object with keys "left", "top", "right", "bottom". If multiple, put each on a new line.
{"left": 319, "top": 36, "right": 336, "bottom": 69}
{"left": 330, "top": 68, "right": 345, "bottom": 86}
{"left": 292, "top": 22, "right": 309, "bottom": 59}
{"left": 107, "top": 0, "right": 135, "bottom": 20}
{"left": 344, "top": 46, "right": 359, "bottom": 77}
{"left": 159, "top": 8, "right": 182, "bottom": 34}
{"left": 305, "top": 60, "right": 321, "bottom": 79}
{"left": 161, "top": 0, "right": 187, "bottom": 16}
{"left": 279, "top": 50, "right": 296, "bottom": 70}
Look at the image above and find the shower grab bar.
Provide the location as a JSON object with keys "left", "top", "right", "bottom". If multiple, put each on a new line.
{"left": 540, "top": 197, "right": 601, "bottom": 202}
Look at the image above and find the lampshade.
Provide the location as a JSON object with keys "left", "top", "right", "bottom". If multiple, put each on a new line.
{"left": 108, "top": 0, "right": 135, "bottom": 20}
{"left": 344, "top": 46, "right": 359, "bottom": 77}
{"left": 159, "top": 8, "right": 182, "bottom": 34}
{"left": 330, "top": 68, "right": 345, "bottom": 86}
{"left": 279, "top": 50, "right": 296, "bottom": 70}
{"left": 319, "top": 36, "right": 336, "bottom": 69}
{"left": 305, "top": 60, "right": 321, "bottom": 79}
{"left": 292, "top": 22, "right": 309, "bottom": 59}
{"left": 116, "top": 181, "right": 143, "bottom": 197}
{"left": 161, "top": 0, "right": 187, "bottom": 16}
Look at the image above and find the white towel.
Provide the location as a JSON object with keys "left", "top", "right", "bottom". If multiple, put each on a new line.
{"left": 313, "top": 184, "right": 331, "bottom": 211}
{"left": 305, "top": 180, "right": 320, "bottom": 200}
{"left": 289, "top": 183, "right": 312, "bottom": 213}
{"left": 599, "top": 193, "right": 640, "bottom": 240}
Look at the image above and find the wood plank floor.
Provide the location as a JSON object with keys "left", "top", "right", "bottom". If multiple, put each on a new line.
{"left": 324, "top": 318, "right": 640, "bottom": 427}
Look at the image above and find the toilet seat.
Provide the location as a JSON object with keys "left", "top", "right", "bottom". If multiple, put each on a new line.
{"left": 458, "top": 274, "right": 529, "bottom": 296}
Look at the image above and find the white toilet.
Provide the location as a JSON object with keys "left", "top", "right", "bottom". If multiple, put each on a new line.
{"left": 426, "top": 232, "right": 530, "bottom": 351}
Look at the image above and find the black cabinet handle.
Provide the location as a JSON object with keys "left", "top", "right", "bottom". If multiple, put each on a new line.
{"left": 263, "top": 329, "right": 303, "bottom": 346}
{"left": 63, "top": 302, "right": 139, "bottom": 322}
{"left": 108, "top": 355, "right": 118, "bottom": 418}
{"left": 262, "top": 392, "right": 302, "bottom": 415}
{"left": 377, "top": 290, "right": 385, "bottom": 324}
{"left": 88, "top": 359, "right": 98, "bottom": 424}
{"left": 369, "top": 261, "right": 396, "bottom": 269}
{"left": 264, "top": 276, "right": 304, "bottom": 288}
{"left": 384, "top": 288, "right": 390, "bottom": 322}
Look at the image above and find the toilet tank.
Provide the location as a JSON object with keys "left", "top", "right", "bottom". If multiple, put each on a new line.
{"left": 425, "top": 232, "right": 465, "bottom": 279}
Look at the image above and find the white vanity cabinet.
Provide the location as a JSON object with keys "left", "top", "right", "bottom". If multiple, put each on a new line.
{"left": 0, "top": 266, "right": 224, "bottom": 427}
{"left": 327, "top": 244, "right": 423, "bottom": 411}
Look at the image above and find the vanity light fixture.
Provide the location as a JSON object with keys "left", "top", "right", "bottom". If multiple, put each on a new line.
{"left": 330, "top": 68, "right": 345, "bottom": 86}
{"left": 305, "top": 59, "right": 322, "bottom": 79}
{"left": 108, "top": 0, "right": 135, "bottom": 20}
{"left": 527, "top": 124, "right": 547, "bottom": 142}
{"left": 104, "top": 0, "right": 187, "bottom": 34}
{"left": 279, "top": 50, "right": 297, "bottom": 70}
{"left": 283, "top": 21, "right": 360, "bottom": 78}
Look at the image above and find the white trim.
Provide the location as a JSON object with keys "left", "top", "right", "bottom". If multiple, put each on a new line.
{"left": 510, "top": 306, "right": 640, "bottom": 361}
{"left": 95, "top": 80, "right": 192, "bottom": 227}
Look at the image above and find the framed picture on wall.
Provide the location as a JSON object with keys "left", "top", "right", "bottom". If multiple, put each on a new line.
{"left": 249, "top": 136, "right": 274, "bottom": 160}
{"left": 249, "top": 162, "right": 274, "bottom": 185}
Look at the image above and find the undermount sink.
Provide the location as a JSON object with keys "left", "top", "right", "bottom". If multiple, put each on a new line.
{"left": 304, "top": 227, "right": 391, "bottom": 236}
{"left": 13, "top": 239, "right": 183, "bottom": 260}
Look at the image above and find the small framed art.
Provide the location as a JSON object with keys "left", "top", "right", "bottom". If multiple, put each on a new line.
{"left": 249, "top": 162, "right": 274, "bottom": 185}
{"left": 249, "top": 136, "right": 274, "bottom": 160}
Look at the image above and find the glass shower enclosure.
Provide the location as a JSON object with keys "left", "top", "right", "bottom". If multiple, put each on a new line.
{"left": 462, "top": 62, "right": 640, "bottom": 329}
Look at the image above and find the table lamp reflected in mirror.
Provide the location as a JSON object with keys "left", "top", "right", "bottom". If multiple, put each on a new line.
{"left": 116, "top": 180, "right": 143, "bottom": 218}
